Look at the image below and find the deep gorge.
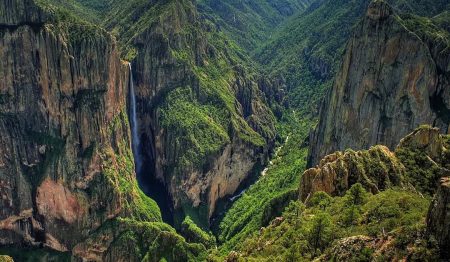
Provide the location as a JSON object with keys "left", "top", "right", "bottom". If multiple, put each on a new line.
{"left": 0, "top": 0, "right": 449, "bottom": 261}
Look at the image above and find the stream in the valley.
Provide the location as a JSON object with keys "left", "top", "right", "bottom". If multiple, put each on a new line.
{"left": 210, "top": 135, "right": 290, "bottom": 232}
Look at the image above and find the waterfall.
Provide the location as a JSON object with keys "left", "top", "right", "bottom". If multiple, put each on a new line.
{"left": 129, "top": 63, "right": 142, "bottom": 173}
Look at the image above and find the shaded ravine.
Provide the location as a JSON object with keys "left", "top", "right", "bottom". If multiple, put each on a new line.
{"left": 128, "top": 64, "right": 174, "bottom": 225}
{"left": 210, "top": 132, "right": 292, "bottom": 235}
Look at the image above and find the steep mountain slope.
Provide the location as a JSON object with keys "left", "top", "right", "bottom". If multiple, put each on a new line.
{"left": 0, "top": 0, "right": 208, "bottom": 260}
{"left": 95, "top": 0, "right": 278, "bottom": 227}
{"left": 255, "top": 0, "right": 449, "bottom": 115}
{"left": 212, "top": 0, "right": 450, "bottom": 256}
{"left": 197, "top": 0, "right": 314, "bottom": 52}
{"left": 215, "top": 114, "right": 310, "bottom": 253}
{"left": 218, "top": 126, "right": 450, "bottom": 261}
{"left": 308, "top": 0, "right": 450, "bottom": 166}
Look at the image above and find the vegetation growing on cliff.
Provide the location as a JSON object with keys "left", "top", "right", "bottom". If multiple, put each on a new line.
{"left": 197, "top": 0, "right": 314, "bottom": 52}
{"left": 251, "top": 0, "right": 449, "bottom": 116}
{"left": 400, "top": 13, "right": 450, "bottom": 49}
{"left": 181, "top": 216, "right": 216, "bottom": 249}
{"left": 215, "top": 112, "right": 310, "bottom": 253}
{"left": 2, "top": 0, "right": 449, "bottom": 260}
{"left": 213, "top": 185, "right": 431, "bottom": 261}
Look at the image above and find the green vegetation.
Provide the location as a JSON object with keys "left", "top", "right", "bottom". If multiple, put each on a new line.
{"left": 396, "top": 146, "right": 444, "bottom": 195}
{"left": 181, "top": 216, "right": 216, "bottom": 249}
{"left": 0, "top": 247, "right": 70, "bottom": 262}
{"left": 35, "top": 0, "right": 102, "bottom": 23}
{"left": 254, "top": 0, "right": 368, "bottom": 115}
{"left": 78, "top": 218, "right": 207, "bottom": 262}
{"left": 215, "top": 185, "right": 431, "bottom": 261}
{"left": 215, "top": 111, "right": 311, "bottom": 253}
{"left": 159, "top": 87, "right": 230, "bottom": 169}
{"left": 400, "top": 12, "right": 450, "bottom": 49}
{"left": 35, "top": 0, "right": 110, "bottom": 43}
{"left": 197, "top": 0, "right": 314, "bottom": 52}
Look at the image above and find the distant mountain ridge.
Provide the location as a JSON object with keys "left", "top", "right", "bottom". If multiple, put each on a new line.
{"left": 197, "top": 0, "right": 314, "bottom": 52}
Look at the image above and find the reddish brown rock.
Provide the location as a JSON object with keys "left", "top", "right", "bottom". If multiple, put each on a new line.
{"left": 36, "top": 179, "right": 85, "bottom": 224}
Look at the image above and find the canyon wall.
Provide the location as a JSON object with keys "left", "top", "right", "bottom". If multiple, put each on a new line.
{"left": 117, "top": 0, "right": 277, "bottom": 225}
{"left": 308, "top": 0, "right": 450, "bottom": 167}
{"left": 0, "top": 0, "right": 167, "bottom": 258}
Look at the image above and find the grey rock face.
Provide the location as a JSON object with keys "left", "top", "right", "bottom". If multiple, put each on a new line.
{"left": 308, "top": 0, "right": 449, "bottom": 167}
{"left": 0, "top": 0, "right": 47, "bottom": 26}
{"left": 0, "top": 0, "right": 133, "bottom": 251}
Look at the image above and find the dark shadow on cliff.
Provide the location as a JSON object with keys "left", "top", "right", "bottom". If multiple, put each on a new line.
{"left": 136, "top": 134, "right": 174, "bottom": 226}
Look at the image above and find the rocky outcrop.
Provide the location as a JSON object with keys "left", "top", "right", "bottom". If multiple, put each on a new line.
{"left": 301, "top": 125, "right": 449, "bottom": 201}
{"left": 300, "top": 145, "right": 405, "bottom": 201}
{"left": 308, "top": 0, "right": 450, "bottom": 167}
{"left": 427, "top": 177, "right": 450, "bottom": 259}
{"left": 318, "top": 235, "right": 378, "bottom": 261}
{"left": 396, "top": 126, "right": 445, "bottom": 161}
{"left": 395, "top": 125, "right": 450, "bottom": 194}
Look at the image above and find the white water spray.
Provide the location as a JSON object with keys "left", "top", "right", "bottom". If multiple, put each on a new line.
{"left": 129, "top": 63, "right": 142, "bottom": 173}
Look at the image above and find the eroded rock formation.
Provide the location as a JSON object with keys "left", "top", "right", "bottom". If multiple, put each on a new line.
{"left": 308, "top": 0, "right": 450, "bottom": 166}
{"left": 300, "top": 145, "right": 405, "bottom": 201}
{"left": 301, "top": 125, "right": 450, "bottom": 201}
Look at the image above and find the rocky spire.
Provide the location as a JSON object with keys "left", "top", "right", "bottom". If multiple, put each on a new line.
{"left": 366, "top": 0, "right": 393, "bottom": 20}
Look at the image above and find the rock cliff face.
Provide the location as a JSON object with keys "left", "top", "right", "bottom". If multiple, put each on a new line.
{"left": 308, "top": 0, "right": 450, "bottom": 166}
{"left": 113, "top": 0, "right": 277, "bottom": 225}
{"left": 427, "top": 177, "right": 450, "bottom": 259}
{"left": 0, "top": 0, "right": 167, "bottom": 257}
{"left": 0, "top": 0, "right": 47, "bottom": 25}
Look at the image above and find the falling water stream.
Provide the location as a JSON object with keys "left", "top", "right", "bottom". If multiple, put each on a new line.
{"left": 128, "top": 63, "right": 174, "bottom": 225}
{"left": 129, "top": 63, "right": 142, "bottom": 173}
